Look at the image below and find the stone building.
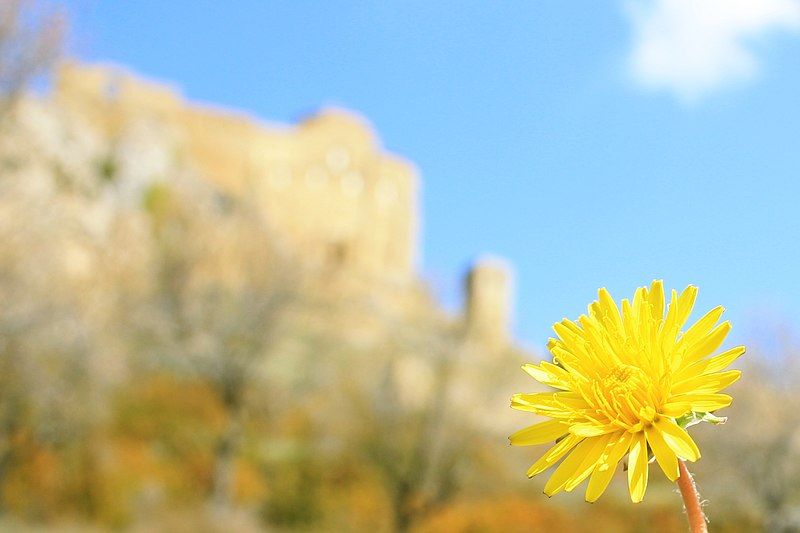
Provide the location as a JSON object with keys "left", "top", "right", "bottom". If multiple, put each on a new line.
{"left": 465, "top": 256, "right": 514, "bottom": 350}
{"left": 53, "top": 62, "right": 514, "bottom": 350}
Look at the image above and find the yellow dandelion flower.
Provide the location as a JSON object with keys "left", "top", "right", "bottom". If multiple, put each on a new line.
{"left": 510, "top": 280, "right": 744, "bottom": 503}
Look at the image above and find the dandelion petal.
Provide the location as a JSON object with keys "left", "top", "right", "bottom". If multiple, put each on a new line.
{"left": 585, "top": 432, "right": 631, "bottom": 502}
{"left": 510, "top": 420, "right": 569, "bottom": 446}
{"left": 627, "top": 432, "right": 649, "bottom": 503}
{"left": 646, "top": 422, "right": 679, "bottom": 481}
{"left": 654, "top": 417, "right": 701, "bottom": 462}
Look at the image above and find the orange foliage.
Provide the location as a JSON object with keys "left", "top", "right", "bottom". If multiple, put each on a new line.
{"left": 3, "top": 437, "right": 61, "bottom": 519}
{"left": 110, "top": 375, "right": 225, "bottom": 499}
{"left": 322, "top": 469, "right": 391, "bottom": 532}
{"left": 234, "top": 458, "right": 267, "bottom": 504}
{"left": 413, "top": 495, "right": 702, "bottom": 533}
{"left": 414, "top": 496, "right": 578, "bottom": 533}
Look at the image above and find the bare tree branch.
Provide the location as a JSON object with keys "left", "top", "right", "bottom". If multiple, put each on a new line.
{"left": 0, "top": 0, "right": 65, "bottom": 118}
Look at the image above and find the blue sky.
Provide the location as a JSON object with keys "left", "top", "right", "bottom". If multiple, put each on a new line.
{"left": 62, "top": 1, "right": 800, "bottom": 352}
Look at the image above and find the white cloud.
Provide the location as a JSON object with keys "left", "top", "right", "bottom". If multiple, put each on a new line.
{"left": 625, "top": 0, "right": 800, "bottom": 100}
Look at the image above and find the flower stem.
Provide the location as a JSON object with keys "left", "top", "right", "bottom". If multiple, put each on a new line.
{"left": 677, "top": 460, "right": 707, "bottom": 533}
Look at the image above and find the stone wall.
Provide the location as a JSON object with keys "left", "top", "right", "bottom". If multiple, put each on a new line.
{"left": 54, "top": 62, "right": 418, "bottom": 283}
{"left": 52, "top": 62, "right": 513, "bottom": 349}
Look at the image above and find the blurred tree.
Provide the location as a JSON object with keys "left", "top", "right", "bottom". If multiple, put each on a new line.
{"left": 343, "top": 305, "right": 487, "bottom": 533}
{"left": 692, "top": 331, "right": 800, "bottom": 533}
{"left": 135, "top": 180, "right": 306, "bottom": 515}
{"left": 0, "top": 0, "right": 65, "bottom": 120}
{"left": 0, "top": 198, "right": 102, "bottom": 520}
{"left": 723, "top": 349, "right": 800, "bottom": 532}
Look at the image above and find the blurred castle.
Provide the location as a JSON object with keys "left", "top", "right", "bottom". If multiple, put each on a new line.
{"left": 54, "top": 62, "right": 514, "bottom": 349}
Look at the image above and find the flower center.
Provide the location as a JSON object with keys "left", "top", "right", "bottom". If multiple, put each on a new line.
{"left": 591, "top": 364, "right": 657, "bottom": 431}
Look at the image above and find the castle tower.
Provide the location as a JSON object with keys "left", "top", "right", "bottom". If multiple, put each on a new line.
{"left": 464, "top": 256, "right": 513, "bottom": 349}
